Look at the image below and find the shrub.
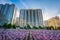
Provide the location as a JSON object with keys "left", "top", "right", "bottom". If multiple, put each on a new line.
{"left": 50, "top": 26, "right": 54, "bottom": 30}
{"left": 33, "top": 26, "right": 38, "bottom": 29}
{"left": 26, "top": 24, "right": 31, "bottom": 29}
{"left": 39, "top": 26, "right": 44, "bottom": 29}
{"left": 2, "top": 23, "right": 8, "bottom": 29}
{"left": 57, "top": 26, "right": 60, "bottom": 30}
{"left": 2, "top": 23, "right": 17, "bottom": 29}
{"left": 12, "top": 24, "right": 16, "bottom": 29}
{"left": 45, "top": 27, "right": 51, "bottom": 30}
{"left": 24, "top": 26, "right": 27, "bottom": 29}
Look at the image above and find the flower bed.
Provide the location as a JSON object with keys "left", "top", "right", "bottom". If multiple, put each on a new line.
{"left": 0, "top": 29, "right": 60, "bottom": 40}
{"left": 30, "top": 30, "right": 60, "bottom": 40}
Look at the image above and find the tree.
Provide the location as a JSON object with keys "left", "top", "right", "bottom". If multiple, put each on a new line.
{"left": 7, "top": 23, "right": 12, "bottom": 29}
{"left": 50, "top": 26, "right": 54, "bottom": 30}
{"left": 33, "top": 26, "right": 38, "bottom": 29}
{"left": 2, "top": 23, "right": 8, "bottom": 29}
{"left": 12, "top": 24, "right": 16, "bottom": 29}
{"left": 2, "top": 23, "right": 17, "bottom": 29}
{"left": 26, "top": 24, "right": 31, "bottom": 29}
{"left": 45, "top": 26, "right": 51, "bottom": 30}
{"left": 39, "top": 26, "right": 43, "bottom": 29}
{"left": 57, "top": 26, "right": 60, "bottom": 30}
{"left": 0, "top": 25, "right": 1, "bottom": 27}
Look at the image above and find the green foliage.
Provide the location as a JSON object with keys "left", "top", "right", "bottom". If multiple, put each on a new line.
{"left": 33, "top": 26, "right": 38, "bottom": 29}
{"left": 0, "top": 25, "right": 2, "bottom": 28}
{"left": 57, "top": 26, "right": 60, "bottom": 30}
{"left": 39, "top": 26, "right": 44, "bottom": 29}
{"left": 2, "top": 23, "right": 13, "bottom": 29}
{"left": 45, "top": 27, "right": 51, "bottom": 30}
{"left": 1, "top": 23, "right": 59, "bottom": 30}
{"left": 12, "top": 24, "right": 16, "bottom": 29}
{"left": 1, "top": 23, "right": 17, "bottom": 29}
{"left": 43, "top": 26, "right": 54, "bottom": 30}
{"left": 45, "top": 26, "right": 54, "bottom": 30}
{"left": 50, "top": 26, "right": 54, "bottom": 30}
{"left": 7, "top": 23, "right": 12, "bottom": 29}
{"left": 26, "top": 24, "right": 31, "bottom": 29}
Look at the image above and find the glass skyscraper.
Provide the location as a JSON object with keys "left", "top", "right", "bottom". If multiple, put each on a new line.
{"left": 0, "top": 4, "right": 17, "bottom": 25}
{"left": 19, "top": 9, "right": 43, "bottom": 27}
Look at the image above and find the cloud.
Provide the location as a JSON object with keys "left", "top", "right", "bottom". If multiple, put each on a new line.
{"left": 43, "top": 6, "right": 58, "bottom": 21}
{"left": 0, "top": 0, "right": 60, "bottom": 21}
{"left": 0, "top": 0, "right": 6, "bottom": 4}
{"left": 27, "top": 3, "right": 59, "bottom": 21}
{"left": 20, "top": 0, "right": 29, "bottom": 9}
{"left": 0, "top": 0, "right": 12, "bottom": 4}
{"left": 58, "top": 15, "right": 60, "bottom": 18}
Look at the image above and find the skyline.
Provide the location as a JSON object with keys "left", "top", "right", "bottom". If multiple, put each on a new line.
{"left": 0, "top": 0, "right": 60, "bottom": 21}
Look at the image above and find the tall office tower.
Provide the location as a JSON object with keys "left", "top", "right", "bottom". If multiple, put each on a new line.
{"left": 16, "top": 17, "right": 20, "bottom": 26}
{"left": 0, "top": 4, "right": 17, "bottom": 25}
{"left": 19, "top": 9, "right": 43, "bottom": 27}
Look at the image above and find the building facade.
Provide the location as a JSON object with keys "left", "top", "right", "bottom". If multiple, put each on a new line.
{"left": 0, "top": 4, "right": 17, "bottom": 25}
{"left": 19, "top": 9, "right": 43, "bottom": 27}
{"left": 16, "top": 17, "right": 20, "bottom": 26}
{"left": 44, "top": 16, "right": 60, "bottom": 29}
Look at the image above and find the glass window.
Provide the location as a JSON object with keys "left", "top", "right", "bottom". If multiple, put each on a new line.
{"left": 26, "top": 10, "right": 28, "bottom": 22}
{"left": 30, "top": 10, "right": 32, "bottom": 22}
{"left": 7, "top": 5, "right": 14, "bottom": 23}
{"left": 33, "top": 10, "right": 37, "bottom": 25}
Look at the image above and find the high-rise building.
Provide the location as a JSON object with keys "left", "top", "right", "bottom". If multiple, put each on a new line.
{"left": 16, "top": 17, "right": 20, "bottom": 26}
{"left": 19, "top": 9, "right": 43, "bottom": 27}
{"left": 0, "top": 4, "right": 17, "bottom": 25}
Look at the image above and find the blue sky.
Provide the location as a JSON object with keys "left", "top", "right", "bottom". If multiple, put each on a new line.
{"left": 0, "top": 0, "right": 60, "bottom": 21}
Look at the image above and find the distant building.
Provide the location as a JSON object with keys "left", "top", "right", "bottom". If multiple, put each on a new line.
{"left": 44, "top": 16, "right": 60, "bottom": 29}
{"left": 0, "top": 4, "right": 17, "bottom": 25}
{"left": 19, "top": 9, "right": 43, "bottom": 27}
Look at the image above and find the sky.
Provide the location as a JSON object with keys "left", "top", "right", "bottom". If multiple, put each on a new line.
{"left": 0, "top": 0, "right": 60, "bottom": 21}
